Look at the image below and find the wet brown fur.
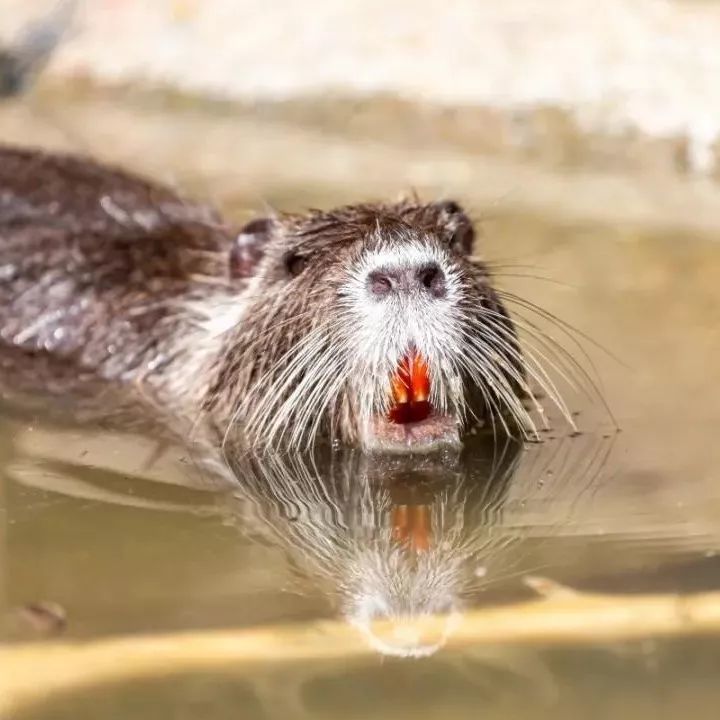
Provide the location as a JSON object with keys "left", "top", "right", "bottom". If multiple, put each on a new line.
{"left": 0, "top": 146, "right": 519, "bottom": 446}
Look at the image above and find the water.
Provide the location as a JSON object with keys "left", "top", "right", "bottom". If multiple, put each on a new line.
{"left": 1, "top": 89, "right": 720, "bottom": 719}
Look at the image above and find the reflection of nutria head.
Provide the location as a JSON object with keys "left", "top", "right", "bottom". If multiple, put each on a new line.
{"left": 0, "top": 148, "right": 574, "bottom": 454}
{"left": 228, "top": 439, "right": 524, "bottom": 657}
{"left": 225, "top": 433, "right": 612, "bottom": 657}
{"left": 4, "top": 400, "right": 612, "bottom": 659}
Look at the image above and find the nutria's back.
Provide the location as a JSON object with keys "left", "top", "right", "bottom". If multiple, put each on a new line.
{"left": 0, "top": 147, "right": 243, "bottom": 406}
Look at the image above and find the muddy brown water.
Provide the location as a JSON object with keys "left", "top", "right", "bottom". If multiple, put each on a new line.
{"left": 1, "top": 89, "right": 720, "bottom": 719}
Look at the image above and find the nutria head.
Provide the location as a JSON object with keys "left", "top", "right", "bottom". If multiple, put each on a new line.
{"left": 205, "top": 200, "right": 540, "bottom": 453}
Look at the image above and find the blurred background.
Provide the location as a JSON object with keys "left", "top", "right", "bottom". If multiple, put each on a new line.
{"left": 3, "top": 0, "right": 720, "bottom": 229}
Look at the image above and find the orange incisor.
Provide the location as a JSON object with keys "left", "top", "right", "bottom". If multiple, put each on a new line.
{"left": 391, "top": 504, "right": 432, "bottom": 552}
{"left": 389, "top": 352, "right": 431, "bottom": 423}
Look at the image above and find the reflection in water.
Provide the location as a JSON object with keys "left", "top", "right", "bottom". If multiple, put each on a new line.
{"left": 3, "top": 402, "right": 612, "bottom": 657}
{"left": 230, "top": 443, "right": 520, "bottom": 657}
{"left": 224, "top": 435, "right": 609, "bottom": 657}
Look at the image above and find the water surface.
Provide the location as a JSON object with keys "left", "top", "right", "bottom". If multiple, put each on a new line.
{"left": 1, "top": 90, "right": 720, "bottom": 719}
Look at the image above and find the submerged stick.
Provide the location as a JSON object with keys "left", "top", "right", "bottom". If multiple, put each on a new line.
{"left": 2, "top": 584, "right": 720, "bottom": 715}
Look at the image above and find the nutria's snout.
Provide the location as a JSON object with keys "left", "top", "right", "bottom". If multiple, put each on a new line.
{"left": 337, "top": 226, "right": 515, "bottom": 453}
{"left": 366, "top": 261, "right": 448, "bottom": 300}
{"left": 341, "top": 240, "right": 468, "bottom": 453}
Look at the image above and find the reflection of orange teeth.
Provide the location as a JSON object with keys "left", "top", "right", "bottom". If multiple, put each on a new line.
{"left": 389, "top": 352, "right": 431, "bottom": 423}
{"left": 392, "top": 504, "right": 431, "bottom": 552}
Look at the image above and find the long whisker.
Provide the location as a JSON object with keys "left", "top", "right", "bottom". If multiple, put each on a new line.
{"left": 487, "top": 295, "right": 617, "bottom": 425}
{"left": 466, "top": 311, "right": 578, "bottom": 425}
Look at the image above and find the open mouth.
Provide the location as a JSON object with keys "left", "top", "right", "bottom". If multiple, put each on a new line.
{"left": 365, "top": 351, "right": 460, "bottom": 453}
{"left": 389, "top": 352, "right": 432, "bottom": 424}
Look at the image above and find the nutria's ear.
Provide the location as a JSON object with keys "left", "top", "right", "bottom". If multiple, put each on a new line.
{"left": 230, "top": 217, "right": 274, "bottom": 278}
{"left": 436, "top": 200, "right": 475, "bottom": 255}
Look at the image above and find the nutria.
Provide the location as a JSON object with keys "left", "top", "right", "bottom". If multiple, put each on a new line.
{"left": 0, "top": 145, "right": 569, "bottom": 453}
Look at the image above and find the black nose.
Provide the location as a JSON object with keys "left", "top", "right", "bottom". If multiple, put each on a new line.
{"left": 367, "top": 262, "right": 447, "bottom": 300}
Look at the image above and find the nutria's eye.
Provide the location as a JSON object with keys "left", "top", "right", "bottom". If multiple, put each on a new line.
{"left": 284, "top": 252, "right": 310, "bottom": 277}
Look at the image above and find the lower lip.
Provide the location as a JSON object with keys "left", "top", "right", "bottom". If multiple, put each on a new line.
{"left": 389, "top": 351, "right": 431, "bottom": 422}
{"left": 365, "top": 413, "right": 461, "bottom": 454}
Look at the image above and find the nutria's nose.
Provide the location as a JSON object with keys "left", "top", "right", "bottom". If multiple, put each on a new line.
{"left": 367, "top": 262, "right": 447, "bottom": 300}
